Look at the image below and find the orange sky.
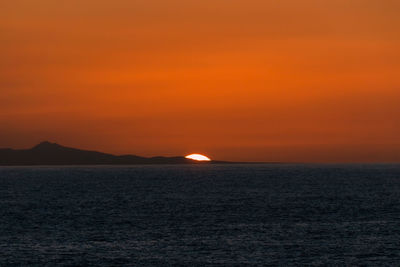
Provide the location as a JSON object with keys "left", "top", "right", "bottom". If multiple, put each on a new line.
{"left": 1, "top": 0, "right": 399, "bottom": 162}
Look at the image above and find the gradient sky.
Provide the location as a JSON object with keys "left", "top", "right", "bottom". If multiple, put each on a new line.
{"left": 1, "top": 0, "right": 399, "bottom": 162}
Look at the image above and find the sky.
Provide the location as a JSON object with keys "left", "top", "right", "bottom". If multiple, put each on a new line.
{"left": 1, "top": 0, "right": 399, "bottom": 162}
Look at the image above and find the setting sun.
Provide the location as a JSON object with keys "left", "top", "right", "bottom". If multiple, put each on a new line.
{"left": 185, "top": 154, "right": 211, "bottom": 161}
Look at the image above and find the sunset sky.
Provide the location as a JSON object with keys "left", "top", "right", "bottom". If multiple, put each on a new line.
{"left": 1, "top": 0, "right": 399, "bottom": 162}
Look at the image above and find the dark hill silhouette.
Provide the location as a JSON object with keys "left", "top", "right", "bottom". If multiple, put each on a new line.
{"left": 0, "top": 141, "right": 219, "bottom": 166}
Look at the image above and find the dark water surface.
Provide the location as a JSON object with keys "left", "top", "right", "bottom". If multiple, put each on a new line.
{"left": 1, "top": 164, "right": 400, "bottom": 266}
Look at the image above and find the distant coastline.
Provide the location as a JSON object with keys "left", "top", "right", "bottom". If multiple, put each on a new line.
{"left": 0, "top": 141, "right": 236, "bottom": 166}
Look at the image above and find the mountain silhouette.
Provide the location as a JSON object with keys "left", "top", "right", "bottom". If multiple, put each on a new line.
{"left": 0, "top": 141, "right": 215, "bottom": 166}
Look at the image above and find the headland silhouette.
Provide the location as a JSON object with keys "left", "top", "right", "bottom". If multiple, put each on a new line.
{"left": 0, "top": 141, "right": 226, "bottom": 166}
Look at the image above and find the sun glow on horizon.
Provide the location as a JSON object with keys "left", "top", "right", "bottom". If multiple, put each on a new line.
{"left": 185, "top": 154, "right": 211, "bottom": 161}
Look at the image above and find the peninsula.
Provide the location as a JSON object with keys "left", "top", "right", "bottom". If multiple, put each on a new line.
{"left": 0, "top": 142, "right": 223, "bottom": 166}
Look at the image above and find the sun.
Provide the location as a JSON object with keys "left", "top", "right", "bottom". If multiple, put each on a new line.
{"left": 185, "top": 154, "right": 211, "bottom": 161}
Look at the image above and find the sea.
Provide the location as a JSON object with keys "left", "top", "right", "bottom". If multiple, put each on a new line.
{"left": 1, "top": 164, "right": 400, "bottom": 266}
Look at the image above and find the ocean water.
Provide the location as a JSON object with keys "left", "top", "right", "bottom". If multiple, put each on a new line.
{"left": 1, "top": 164, "right": 400, "bottom": 266}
